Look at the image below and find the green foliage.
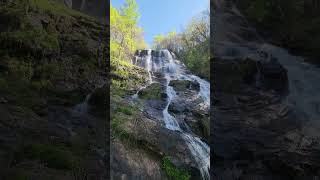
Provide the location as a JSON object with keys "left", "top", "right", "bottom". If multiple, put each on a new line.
{"left": 246, "top": 0, "right": 267, "bottom": 22}
{"left": 138, "top": 83, "right": 163, "bottom": 100}
{"left": 31, "top": 79, "right": 53, "bottom": 91}
{"left": 162, "top": 156, "right": 190, "bottom": 180}
{"left": 238, "top": 0, "right": 320, "bottom": 58}
{"left": 1, "top": 28, "right": 60, "bottom": 51}
{"left": 3, "top": 168, "right": 31, "bottom": 180}
{"left": 23, "top": 143, "right": 74, "bottom": 170}
{"left": 0, "top": 77, "right": 9, "bottom": 90}
{"left": 110, "top": 56, "right": 148, "bottom": 94}
{"left": 152, "top": 11, "right": 210, "bottom": 79}
{"left": 29, "top": 0, "right": 91, "bottom": 18}
{"left": 116, "top": 106, "right": 134, "bottom": 115}
{"left": 110, "top": 0, "right": 146, "bottom": 62}
{"left": 8, "top": 59, "right": 33, "bottom": 81}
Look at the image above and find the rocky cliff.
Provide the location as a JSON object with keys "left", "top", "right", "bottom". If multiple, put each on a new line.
{"left": 213, "top": 0, "right": 320, "bottom": 179}
{"left": 55, "top": 0, "right": 108, "bottom": 18}
{"left": 110, "top": 49, "right": 210, "bottom": 179}
{"left": 0, "top": 0, "right": 108, "bottom": 179}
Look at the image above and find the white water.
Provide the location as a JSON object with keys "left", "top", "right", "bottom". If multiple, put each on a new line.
{"left": 259, "top": 44, "right": 320, "bottom": 121}
{"left": 131, "top": 49, "right": 154, "bottom": 99}
{"left": 132, "top": 49, "right": 210, "bottom": 179}
{"left": 162, "top": 74, "right": 181, "bottom": 130}
{"left": 146, "top": 49, "right": 153, "bottom": 83}
{"left": 73, "top": 93, "right": 91, "bottom": 113}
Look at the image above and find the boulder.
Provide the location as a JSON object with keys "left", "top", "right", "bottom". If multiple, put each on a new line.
{"left": 212, "top": 57, "right": 258, "bottom": 93}
{"left": 138, "top": 83, "right": 166, "bottom": 100}
{"left": 169, "top": 80, "right": 200, "bottom": 92}
{"left": 258, "top": 58, "right": 288, "bottom": 93}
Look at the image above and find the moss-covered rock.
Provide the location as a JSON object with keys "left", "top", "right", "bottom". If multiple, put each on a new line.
{"left": 212, "top": 57, "right": 257, "bottom": 93}
{"left": 88, "top": 86, "right": 107, "bottom": 107}
{"left": 169, "top": 80, "right": 200, "bottom": 92}
{"left": 236, "top": 0, "right": 320, "bottom": 60}
{"left": 138, "top": 83, "right": 165, "bottom": 100}
{"left": 22, "top": 143, "right": 74, "bottom": 170}
{"left": 162, "top": 156, "right": 190, "bottom": 180}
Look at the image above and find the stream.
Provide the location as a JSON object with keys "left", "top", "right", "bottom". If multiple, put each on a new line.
{"left": 215, "top": 0, "right": 320, "bottom": 125}
{"left": 133, "top": 49, "right": 210, "bottom": 179}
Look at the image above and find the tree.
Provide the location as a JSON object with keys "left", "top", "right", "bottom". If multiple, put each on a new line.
{"left": 152, "top": 10, "right": 210, "bottom": 79}
{"left": 110, "top": 0, "right": 146, "bottom": 62}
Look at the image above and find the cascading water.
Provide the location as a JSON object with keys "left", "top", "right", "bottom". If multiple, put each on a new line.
{"left": 145, "top": 49, "right": 153, "bottom": 83}
{"left": 73, "top": 93, "right": 91, "bottom": 113}
{"left": 163, "top": 75, "right": 181, "bottom": 131}
{"left": 131, "top": 49, "right": 153, "bottom": 99}
{"left": 133, "top": 49, "right": 210, "bottom": 179}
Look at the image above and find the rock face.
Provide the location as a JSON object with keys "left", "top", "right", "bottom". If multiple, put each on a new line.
{"left": 54, "top": 0, "right": 108, "bottom": 17}
{"left": 167, "top": 80, "right": 209, "bottom": 141}
{"left": 213, "top": 56, "right": 288, "bottom": 93}
{"left": 0, "top": 1, "right": 108, "bottom": 179}
{"left": 113, "top": 49, "right": 210, "bottom": 179}
{"left": 212, "top": 57, "right": 314, "bottom": 179}
{"left": 258, "top": 59, "right": 288, "bottom": 93}
{"left": 212, "top": 1, "right": 320, "bottom": 179}
{"left": 169, "top": 80, "right": 200, "bottom": 92}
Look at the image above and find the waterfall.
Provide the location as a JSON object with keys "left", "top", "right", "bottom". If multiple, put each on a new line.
{"left": 80, "top": 0, "right": 86, "bottom": 10}
{"left": 73, "top": 93, "right": 91, "bottom": 113}
{"left": 132, "top": 49, "right": 210, "bottom": 179}
{"left": 163, "top": 75, "right": 181, "bottom": 131}
{"left": 146, "top": 49, "right": 153, "bottom": 83}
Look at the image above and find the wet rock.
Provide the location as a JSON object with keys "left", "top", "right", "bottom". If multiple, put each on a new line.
{"left": 258, "top": 58, "right": 288, "bottom": 93}
{"left": 138, "top": 83, "right": 166, "bottom": 100}
{"left": 111, "top": 138, "right": 168, "bottom": 180}
{"left": 168, "top": 86, "right": 209, "bottom": 141}
{"left": 88, "top": 85, "right": 108, "bottom": 107}
{"left": 212, "top": 57, "right": 257, "bottom": 93}
{"left": 0, "top": 97, "right": 8, "bottom": 103}
{"left": 169, "top": 80, "right": 200, "bottom": 92}
{"left": 116, "top": 113, "right": 202, "bottom": 179}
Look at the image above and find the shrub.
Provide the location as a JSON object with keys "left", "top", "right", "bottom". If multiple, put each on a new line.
{"left": 8, "top": 59, "right": 33, "bottom": 81}
{"left": 23, "top": 143, "right": 74, "bottom": 170}
{"left": 162, "top": 156, "right": 190, "bottom": 180}
{"left": 116, "top": 106, "right": 134, "bottom": 115}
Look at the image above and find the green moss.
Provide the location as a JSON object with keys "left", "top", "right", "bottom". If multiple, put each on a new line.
{"left": 111, "top": 115, "right": 131, "bottom": 140}
{"left": 47, "top": 88, "right": 87, "bottom": 106}
{"left": 31, "top": 79, "right": 53, "bottom": 91}
{"left": 23, "top": 143, "right": 74, "bottom": 170}
{"left": 88, "top": 86, "right": 108, "bottom": 107}
{"left": 111, "top": 57, "right": 148, "bottom": 92}
{"left": 138, "top": 83, "right": 163, "bottom": 100}
{"left": 29, "top": 0, "right": 92, "bottom": 19}
{"left": 0, "top": 77, "right": 8, "bottom": 91}
{"left": 246, "top": 0, "right": 267, "bottom": 23}
{"left": 116, "top": 106, "right": 134, "bottom": 115}
{"left": 162, "top": 156, "right": 190, "bottom": 180}
{"left": 200, "top": 117, "right": 210, "bottom": 140}
{"left": 8, "top": 59, "right": 33, "bottom": 81}
{"left": 169, "top": 80, "right": 192, "bottom": 91}
{"left": 1, "top": 28, "right": 60, "bottom": 51}
{"left": 3, "top": 168, "right": 31, "bottom": 180}
{"left": 111, "top": 96, "right": 140, "bottom": 141}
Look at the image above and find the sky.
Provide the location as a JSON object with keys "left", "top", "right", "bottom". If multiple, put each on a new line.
{"left": 111, "top": 0, "right": 209, "bottom": 47}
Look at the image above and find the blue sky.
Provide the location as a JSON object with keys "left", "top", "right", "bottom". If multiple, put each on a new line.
{"left": 111, "top": 0, "right": 209, "bottom": 47}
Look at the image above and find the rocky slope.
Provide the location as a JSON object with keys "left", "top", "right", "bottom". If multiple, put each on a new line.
{"left": 0, "top": 0, "right": 108, "bottom": 179}
{"left": 213, "top": 0, "right": 320, "bottom": 179}
{"left": 110, "top": 49, "right": 210, "bottom": 179}
{"left": 55, "top": 0, "right": 108, "bottom": 17}
{"left": 234, "top": 0, "right": 320, "bottom": 61}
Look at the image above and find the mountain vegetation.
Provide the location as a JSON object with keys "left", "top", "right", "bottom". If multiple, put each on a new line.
{"left": 236, "top": 0, "right": 320, "bottom": 59}
{"left": 0, "top": 0, "right": 108, "bottom": 179}
{"left": 152, "top": 11, "right": 210, "bottom": 79}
